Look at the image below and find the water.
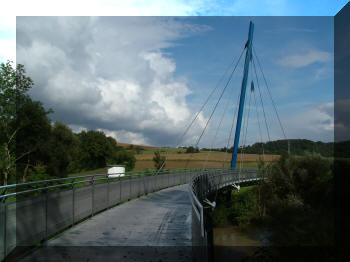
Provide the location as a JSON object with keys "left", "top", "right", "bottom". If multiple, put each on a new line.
{"left": 213, "top": 225, "right": 269, "bottom": 261}
{"left": 214, "top": 225, "right": 269, "bottom": 246}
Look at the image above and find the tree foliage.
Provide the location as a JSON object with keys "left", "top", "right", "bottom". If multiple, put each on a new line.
{"left": 202, "top": 139, "right": 335, "bottom": 157}
{"left": 16, "top": 100, "right": 52, "bottom": 182}
{"left": 256, "top": 154, "right": 334, "bottom": 246}
{"left": 0, "top": 61, "right": 136, "bottom": 185}
{"left": 185, "top": 146, "right": 199, "bottom": 154}
{"left": 153, "top": 150, "right": 166, "bottom": 170}
{"left": 0, "top": 61, "right": 35, "bottom": 185}
{"left": 46, "top": 121, "right": 79, "bottom": 177}
{"left": 239, "top": 139, "right": 333, "bottom": 157}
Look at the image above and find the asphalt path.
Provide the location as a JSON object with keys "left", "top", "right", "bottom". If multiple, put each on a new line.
{"left": 20, "top": 184, "right": 193, "bottom": 262}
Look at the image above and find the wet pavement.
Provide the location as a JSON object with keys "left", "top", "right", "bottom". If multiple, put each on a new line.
{"left": 20, "top": 184, "right": 193, "bottom": 262}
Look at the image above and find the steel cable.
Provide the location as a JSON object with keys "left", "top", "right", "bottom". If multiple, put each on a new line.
{"left": 252, "top": 56, "right": 271, "bottom": 142}
{"left": 155, "top": 46, "right": 246, "bottom": 175}
{"left": 183, "top": 46, "right": 246, "bottom": 170}
{"left": 253, "top": 47, "right": 287, "bottom": 140}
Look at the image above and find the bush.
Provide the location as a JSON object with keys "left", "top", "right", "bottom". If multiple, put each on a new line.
{"left": 257, "top": 154, "right": 334, "bottom": 245}
{"left": 153, "top": 151, "right": 166, "bottom": 170}
{"left": 185, "top": 146, "right": 199, "bottom": 153}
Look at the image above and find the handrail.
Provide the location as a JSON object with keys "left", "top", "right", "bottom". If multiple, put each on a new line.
{"left": 0, "top": 168, "right": 224, "bottom": 201}
{"left": 0, "top": 167, "right": 205, "bottom": 261}
{"left": 188, "top": 168, "right": 260, "bottom": 239}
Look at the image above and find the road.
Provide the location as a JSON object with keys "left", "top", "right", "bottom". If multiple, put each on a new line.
{"left": 20, "top": 184, "right": 193, "bottom": 262}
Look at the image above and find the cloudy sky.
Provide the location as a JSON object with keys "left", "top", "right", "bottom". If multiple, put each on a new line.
{"left": 1, "top": 1, "right": 348, "bottom": 147}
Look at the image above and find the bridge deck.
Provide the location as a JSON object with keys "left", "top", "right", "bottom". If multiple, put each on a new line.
{"left": 20, "top": 184, "right": 192, "bottom": 262}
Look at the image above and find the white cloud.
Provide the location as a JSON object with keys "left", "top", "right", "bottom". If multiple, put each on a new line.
{"left": 16, "top": 17, "right": 208, "bottom": 146}
{"left": 285, "top": 102, "right": 334, "bottom": 142}
{"left": 104, "top": 130, "right": 148, "bottom": 145}
{"left": 277, "top": 49, "right": 332, "bottom": 68}
{"left": 0, "top": 39, "right": 16, "bottom": 64}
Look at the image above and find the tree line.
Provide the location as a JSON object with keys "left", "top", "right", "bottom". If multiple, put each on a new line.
{"left": 0, "top": 61, "right": 135, "bottom": 186}
{"left": 201, "top": 139, "right": 334, "bottom": 157}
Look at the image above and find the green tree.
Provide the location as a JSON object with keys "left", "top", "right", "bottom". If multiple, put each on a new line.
{"left": 111, "top": 150, "right": 136, "bottom": 171}
{"left": 16, "top": 100, "right": 52, "bottom": 182}
{"left": 78, "top": 130, "right": 112, "bottom": 170}
{"left": 185, "top": 146, "right": 199, "bottom": 153}
{"left": 256, "top": 154, "right": 333, "bottom": 245}
{"left": 46, "top": 121, "right": 79, "bottom": 178}
{"left": 153, "top": 150, "right": 166, "bottom": 170}
{"left": 0, "top": 61, "right": 34, "bottom": 185}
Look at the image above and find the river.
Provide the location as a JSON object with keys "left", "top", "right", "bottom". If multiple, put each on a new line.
{"left": 213, "top": 225, "right": 269, "bottom": 262}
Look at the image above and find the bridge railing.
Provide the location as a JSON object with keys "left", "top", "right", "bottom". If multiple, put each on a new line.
{"left": 0, "top": 168, "right": 216, "bottom": 261}
{"left": 189, "top": 168, "right": 260, "bottom": 262}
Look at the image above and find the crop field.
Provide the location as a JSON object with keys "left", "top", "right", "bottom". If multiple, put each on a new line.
{"left": 134, "top": 160, "right": 260, "bottom": 170}
{"left": 134, "top": 149, "right": 279, "bottom": 170}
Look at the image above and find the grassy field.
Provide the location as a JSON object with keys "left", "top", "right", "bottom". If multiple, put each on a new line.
{"left": 133, "top": 148, "right": 279, "bottom": 171}
{"left": 67, "top": 146, "right": 280, "bottom": 174}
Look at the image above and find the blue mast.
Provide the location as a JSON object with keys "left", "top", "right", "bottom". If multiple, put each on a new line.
{"left": 230, "top": 21, "right": 254, "bottom": 169}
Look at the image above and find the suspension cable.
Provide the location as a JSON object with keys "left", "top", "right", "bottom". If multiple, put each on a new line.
{"left": 253, "top": 85, "right": 265, "bottom": 159}
{"left": 183, "top": 46, "right": 246, "bottom": 170}
{"left": 214, "top": 85, "right": 241, "bottom": 203}
{"left": 239, "top": 84, "right": 252, "bottom": 174}
{"left": 222, "top": 81, "right": 241, "bottom": 169}
{"left": 155, "top": 46, "right": 246, "bottom": 174}
{"left": 253, "top": 47, "right": 287, "bottom": 140}
{"left": 202, "top": 75, "right": 237, "bottom": 170}
{"left": 193, "top": 47, "right": 245, "bottom": 149}
{"left": 252, "top": 56, "right": 271, "bottom": 142}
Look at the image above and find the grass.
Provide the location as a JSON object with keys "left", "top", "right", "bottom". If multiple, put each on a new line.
{"left": 68, "top": 168, "right": 107, "bottom": 177}
{"left": 133, "top": 149, "right": 278, "bottom": 171}
{"left": 134, "top": 160, "right": 261, "bottom": 170}
{"left": 135, "top": 150, "right": 279, "bottom": 161}
{"left": 212, "top": 185, "right": 258, "bottom": 227}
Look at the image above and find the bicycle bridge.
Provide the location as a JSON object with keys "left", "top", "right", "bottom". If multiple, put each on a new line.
{"left": 0, "top": 168, "right": 259, "bottom": 262}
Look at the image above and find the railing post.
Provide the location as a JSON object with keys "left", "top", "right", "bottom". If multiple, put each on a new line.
{"left": 137, "top": 174, "right": 140, "bottom": 197}
{"left": 128, "top": 175, "right": 131, "bottom": 201}
{"left": 91, "top": 176, "right": 95, "bottom": 217}
{"left": 107, "top": 176, "right": 110, "bottom": 208}
{"left": 44, "top": 188, "right": 48, "bottom": 242}
{"left": 119, "top": 176, "right": 122, "bottom": 203}
{"left": 72, "top": 182, "right": 75, "bottom": 226}
{"left": 2, "top": 200, "right": 7, "bottom": 258}
{"left": 139, "top": 174, "right": 141, "bottom": 197}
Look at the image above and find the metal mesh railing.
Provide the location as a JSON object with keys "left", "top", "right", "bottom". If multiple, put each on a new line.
{"left": 189, "top": 168, "right": 260, "bottom": 262}
{"left": 0, "top": 168, "right": 208, "bottom": 261}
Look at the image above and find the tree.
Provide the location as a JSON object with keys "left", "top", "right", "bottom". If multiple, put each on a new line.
{"left": 46, "top": 121, "right": 79, "bottom": 178}
{"left": 185, "top": 146, "right": 199, "bottom": 154}
{"left": 256, "top": 154, "right": 333, "bottom": 246}
{"left": 16, "top": 100, "right": 52, "bottom": 182}
{"left": 0, "top": 61, "right": 34, "bottom": 185}
{"left": 111, "top": 150, "right": 136, "bottom": 171}
{"left": 153, "top": 150, "right": 166, "bottom": 170}
{"left": 78, "top": 130, "right": 112, "bottom": 170}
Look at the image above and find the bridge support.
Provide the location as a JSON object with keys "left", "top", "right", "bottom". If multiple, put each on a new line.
{"left": 231, "top": 21, "right": 254, "bottom": 169}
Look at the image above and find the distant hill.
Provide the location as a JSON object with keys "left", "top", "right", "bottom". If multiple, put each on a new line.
{"left": 239, "top": 139, "right": 333, "bottom": 157}
{"left": 117, "top": 142, "right": 155, "bottom": 149}
{"left": 117, "top": 139, "right": 350, "bottom": 158}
